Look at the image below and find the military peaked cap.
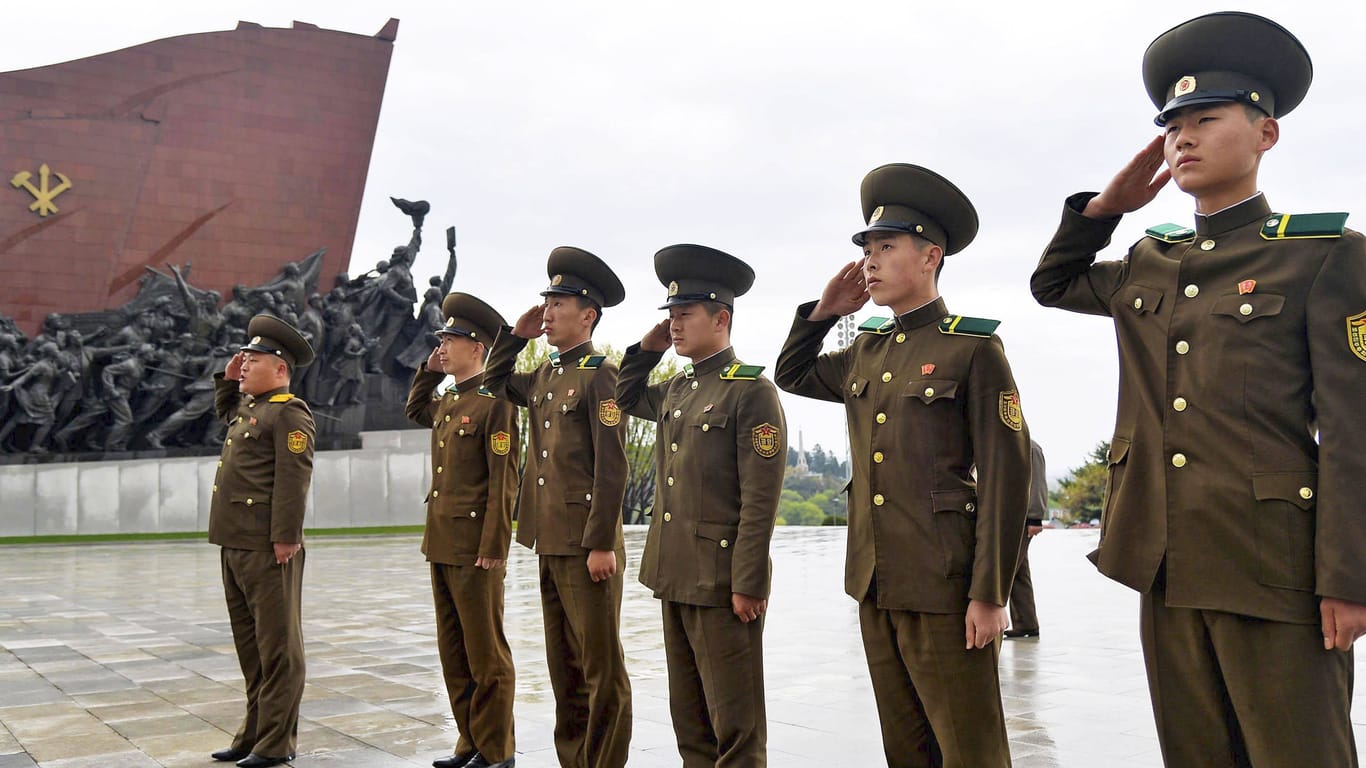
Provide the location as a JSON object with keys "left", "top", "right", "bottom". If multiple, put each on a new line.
{"left": 1143, "top": 12, "right": 1312, "bottom": 125}
{"left": 541, "top": 246, "right": 625, "bottom": 308}
{"left": 241, "top": 314, "right": 315, "bottom": 368}
{"left": 654, "top": 244, "right": 755, "bottom": 309}
{"left": 853, "top": 163, "right": 979, "bottom": 256}
{"left": 437, "top": 292, "right": 507, "bottom": 344}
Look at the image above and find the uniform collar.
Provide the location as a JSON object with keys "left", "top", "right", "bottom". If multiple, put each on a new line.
{"left": 1194, "top": 193, "right": 1271, "bottom": 237}
{"left": 897, "top": 297, "right": 949, "bottom": 331}
{"left": 452, "top": 370, "right": 484, "bottom": 393}
{"left": 555, "top": 340, "right": 595, "bottom": 366}
{"left": 690, "top": 346, "right": 736, "bottom": 377}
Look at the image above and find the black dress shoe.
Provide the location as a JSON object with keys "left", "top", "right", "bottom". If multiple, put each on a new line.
{"left": 212, "top": 747, "right": 250, "bottom": 762}
{"left": 433, "top": 753, "right": 478, "bottom": 768}
{"left": 236, "top": 755, "right": 293, "bottom": 768}
{"left": 1003, "top": 628, "right": 1040, "bottom": 638}
{"left": 466, "top": 755, "right": 515, "bottom": 768}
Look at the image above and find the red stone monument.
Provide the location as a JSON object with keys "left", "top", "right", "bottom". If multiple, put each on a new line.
{"left": 0, "top": 19, "right": 398, "bottom": 334}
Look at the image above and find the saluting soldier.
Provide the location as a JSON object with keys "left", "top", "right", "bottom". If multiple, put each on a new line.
{"left": 208, "top": 314, "right": 315, "bottom": 768}
{"left": 1031, "top": 12, "right": 1366, "bottom": 765}
{"left": 775, "top": 164, "right": 1031, "bottom": 768}
{"left": 406, "top": 293, "right": 520, "bottom": 768}
{"left": 616, "top": 245, "right": 786, "bottom": 767}
{"left": 483, "top": 247, "right": 632, "bottom": 768}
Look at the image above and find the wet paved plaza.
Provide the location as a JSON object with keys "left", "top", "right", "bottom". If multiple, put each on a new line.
{"left": 1, "top": 528, "right": 1362, "bottom": 767}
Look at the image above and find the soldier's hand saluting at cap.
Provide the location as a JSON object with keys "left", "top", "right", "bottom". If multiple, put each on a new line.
{"left": 807, "top": 258, "right": 870, "bottom": 322}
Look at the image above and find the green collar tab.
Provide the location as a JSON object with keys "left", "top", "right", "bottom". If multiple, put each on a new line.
{"left": 857, "top": 317, "right": 896, "bottom": 334}
{"left": 1260, "top": 212, "right": 1348, "bottom": 240}
{"left": 577, "top": 354, "right": 606, "bottom": 369}
{"left": 938, "top": 314, "right": 1000, "bottom": 337}
{"left": 1145, "top": 222, "right": 1196, "bottom": 243}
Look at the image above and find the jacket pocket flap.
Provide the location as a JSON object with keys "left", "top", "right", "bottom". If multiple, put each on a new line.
{"left": 230, "top": 493, "right": 270, "bottom": 507}
{"left": 1252, "top": 472, "right": 1316, "bottom": 510}
{"left": 555, "top": 396, "right": 581, "bottom": 414}
{"left": 1108, "top": 436, "right": 1130, "bottom": 465}
{"left": 930, "top": 488, "right": 977, "bottom": 515}
{"left": 904, "top": 378, "right": 959, "bottom": 403}
{"left": 691, "top": 413, "right": 729, "bottom": 430}
{"left": 563, "top": 489, "right": 594, "bottom": 505}
{"left": 453, "top": 421, "right": 480, "bottom": 436}
{"left": 1212, "top": 293, "right": 1284, "bottom": 323}
{"left": 695, "top": 521, "right": 739, "bottom": 544}
{"left": 1120, "top": 284, "right": 1164, "bottom": 315}
{"left": 846, "top": 376, "right": 869, "bottom": 397}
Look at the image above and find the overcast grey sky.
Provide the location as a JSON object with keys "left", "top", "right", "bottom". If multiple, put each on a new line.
{"left": 7, "top": 0, "right": 1365, "bottom": 475}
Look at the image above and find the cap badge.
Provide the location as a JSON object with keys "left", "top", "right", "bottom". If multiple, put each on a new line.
{"left": 445, "top": 318, "right": 456, "bottom": 327}
{"left": 1174, "top": 75, "right": 1197, "bottom": 97}
{"left": 869, "top": 205, "right": 884, "bottom": 224}
{"left": 668, "top": 281, "right": 679, "bottom": 297}
{"left": 250, "top": 336, "right": 262, "bottom": 344}
{"left": 551, "top": 274, "right": 564, "bottom": 286}
{"left": 1238, "top": 279, "right": 1256, "bottom": 295}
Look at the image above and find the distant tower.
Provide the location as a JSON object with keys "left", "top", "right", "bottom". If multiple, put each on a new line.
{"left": 796, "top": 430, "right": 810, "bottom": 476}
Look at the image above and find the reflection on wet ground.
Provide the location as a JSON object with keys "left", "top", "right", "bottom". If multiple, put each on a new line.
{"left": 1, "top": 528, "right": 1361, "bottom": 767}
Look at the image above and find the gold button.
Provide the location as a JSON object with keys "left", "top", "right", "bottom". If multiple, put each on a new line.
{"left": 923, "top": 387, "right": 935, "bottom": 398}
{"left": 1184, "top": 284, "right": 1199, "bottom": 298}
{"left": 246, "top": 498, "right": 254, "bottom": 506}
{"left": 438, "top": 440, "right": 446, "bottom": 448}
{"left": 895, "top": 332, "right": 906, "bottom": 343}
{"left": 217, "top": 461, "right": 222, "bottom": 468}
{"left": 1173, "top": 397, "right": 1187, "bottom": 412}
{"left": 432, "top": 490, "right": 439, "bottom": 497}
{"left": 444, "top": 415, "right": 451, "bottom": 422}
{"left": 212, "top": 484, "right": 218, "bottom": 493}
{"left": 720, "top": 539, "right": 729, "bottom": 548}
{"left": 541, "top": 450, "right": 548, "bottom": 458}
{"left": 561, "top": 404, "right": 568, "bottom": 412}
{"left": 873, "top": 451, "right": 884, "bottom": 463}
{"left": 452, "top": 394, "right": 459, "bottom": 401}
{"left": 873, "top": 494, "right": 885, "bottom": 506}
{"left": 850, "top": 382, "right": 858, "bottom": 392}
{"left": 670, "top": 443, "right": 678, "bottom": 452}
{"left": 1175, "top": 340, "right": 1190, "bottom": 355}
{"left": 226, "top": 438, "right": 233, "bottom": 445}
{"left": 470, "top": 511, "right": 478, "bottom": 518}
{"left": 876, "top": 412, "right": 887, "bottom": 424}
{"left": 1200, "top": 239, "right": 1215, "bottom": 251}
{"left": 585, "top": 493, "right": 592, "bottom": 501}
{"left": 1171, "top": 453, "right": 1187, "bottom": 468}
{"left": 537, "top": 477, "right": 545, "bottom": 486}
{"left": 881, "top": 372, "right": 892, "bottom": 382}
{"left": 663, "top": 512, "right": 672, "bottom": 522}
{"left": 242, "top": 430, "right": 249, "bottom": 437}
{"left": 546, "top": 392, "right": 554, "bottom": 400}
{"left": 248, "top": 403, "right": 255, "bottom": 409}
{"left": 1133, "top": 297, "right": 1143, "bottom": 310}
{"left": 436, "top": 466, "right": 443, "bottom": 473}
{"left": 1299, "top": 487, "right": 1314, "bottom": 500}
{"left": 556, "top": 368, "right": 563, "bottom": 375}
{"left": 673, "top": 409, "right": 682, "bottom": 418}
{"left": 543, "top": 420, "right": 551, "bottom": 429}
{"left": 667, "top": 477, "right": 675, "bottom": 486}
{"left": 691, "top": 381, "right": 699, "bottom": 390}
{"left": 458, "top": 429, "right": 465, "bottom": 436}
{"left": 701, "top": 424, "right": 710, "bottom": 432}
{"left": 965, "top": 502, "right": 976, "bottom": 513}
{"left": 1239, "top": 303, "right": 1253, "bottom": 316}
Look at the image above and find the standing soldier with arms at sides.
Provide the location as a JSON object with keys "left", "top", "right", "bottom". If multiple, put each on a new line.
{"left": 1004, "top": 439, "right": 1047, "bottom": 639}
{"left": 616, "top": 245, "right": 786, "bottom": 767}
{"left": 406, "top": 293, "right": 520, "bottom": 768}
{"left": 208, "top": 314, "right": 315, "bottom": 768}
{"left": 483, "top": 247, "right": 632, "bottom": 768}
{"left": 776, "top": 164, "right": 1031, "bottom": 768}
{"left": 1031, "top": 13, "right": 1365, "bottom": 765}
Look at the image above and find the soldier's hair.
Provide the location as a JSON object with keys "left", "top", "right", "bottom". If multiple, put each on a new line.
{"left": 574, "top": 295, "right": 603, "bottom": 332}
{"left": 1243, "top": 103, "right": 1270, "bottom": 123}
{"left": 698, "top": 300, "right": 734, "bottom": 333}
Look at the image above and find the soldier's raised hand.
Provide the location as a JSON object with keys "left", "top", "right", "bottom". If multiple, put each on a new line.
{"left": 640, "top": 318, "right": 672, "bottom": 353}
{"left": 1083, "top": 134, "right": 1172, "bottom": 219}
{"left": 809, "top": 259, "right": 870, "bottom": 322}
{"left": 426, "top": 346, "right": 443, "bottom": 373}
{"left": 512, "top": 303, "right": 547, "bottom": 340}
{"left": 224, "top": 351, "right": 245, "bottom": 381}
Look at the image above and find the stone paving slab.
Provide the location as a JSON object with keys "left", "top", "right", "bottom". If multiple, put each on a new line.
{"left": 0, "top": 528, "right": 1362, "bottom": 767}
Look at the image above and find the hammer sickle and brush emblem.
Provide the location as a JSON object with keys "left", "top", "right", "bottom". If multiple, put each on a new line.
{"left": 11, "top": 164, "right": 72, "bottom": 217}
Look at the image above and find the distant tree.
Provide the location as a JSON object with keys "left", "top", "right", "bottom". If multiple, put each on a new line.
{"left": 1054, "top": 441, "right": 1111, "bottom": 525}
{"left": 778, "top": 498, "right": 825, "bottom": 526}
{"left": 786, "top": 446, "right": 799, "bottom": 467}
{"left": 806, "top": 443, "right": 827, "bottom": 475}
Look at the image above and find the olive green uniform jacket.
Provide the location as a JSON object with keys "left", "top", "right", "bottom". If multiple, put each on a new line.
{"left": 483, "top": 335, "right": 628, "bottom": 554}
{"left": 1032, "top": 192, "right": 1366, "bottom": 624}
{"left": 209, "top": 377, "right": 315, "bottom": 549}
{"left": 775, "top": 298, "right": 1031, "bottom": 612}
{"left": 616, "top": 345, "right": 786, "bottom": 606}
{"left": 406, "top": 369, "right": 520, "bottom": 565}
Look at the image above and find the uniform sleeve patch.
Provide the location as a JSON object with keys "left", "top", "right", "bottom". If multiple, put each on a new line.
{"left": 491, "top": 430, "right": 511, "bottom": 455}
{"left": 751, "top": 423, "right": 782, "bottom": 458}
{"left": 286, "top": 430, "right": 309, "bottom": 454}
{"left": 998, "top": 390, "right": 1023, "bottom": 432}
{"left": 1348, "top": 310, "right": 1366, "bottom": 362}
{"left": 598, "top": 398, "right": 622, "bottom": 427}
